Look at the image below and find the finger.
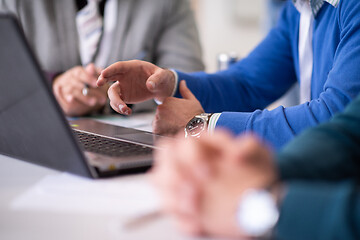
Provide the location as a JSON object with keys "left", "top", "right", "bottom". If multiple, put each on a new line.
{"left": 155, "top": 174, "right": 200, "bottom": 219}
{"left": 151, "top": 139, "right": 203, "bottom": 226}
{"left": 161, "top": 172, "right": 202, "bottom": 235}
{"left": 100, "top": 61, "right": 132, "bottom": 78}
{"left": 179, "top": 80, "right": 196, "bottom": 100}
{"left": 232, "top": 134, "right": 271, "bottom": 166}
{"left": 63, "top": 77, "right": 86, "bottom": 92}
{"left": 107, "top": 82, "right": 132, "bottom": 115}
{"left": 61, "top": 82, "right": 83, "bottom": 103}
{"left": 61, "top": 80, "right": 98, "bottom": 106}
{"left": 66, "top": 87, "right": 98, "bottom": 107}
{"left": 109, "top": 101, "right": 132, "bottom": 115}
{"left": 171, "top": 137, "right": 213, "bottom": 190}
{"left": 52, "top": 80, "right": 63, "bottom": 100}
{"left": 54, "top": 81, "right": 92, "bottom": 116}
{"left": 196, "top": 130, "right": 234, "bottom": 160}
{"left": 62, "top": 80, "right": 106, "bottom": 107}
{"left": 152, "top": 138, "right": 195, "bottom": 190}
{"left": 187, "top": 130, "right": 238, "bottom": 177}
{"left": 97, "top": 74, "right": 111, "bottom": 87}
{"left": 53, "top": 83, "right": 70, "bottom": 109}
{"left": 152, "top": 113, "right": 172, "bottom": 136}
{"left": 72, "top": 67, "right": 98, "bottom": 88}
{"left": 97, "top": 73, "right": 127, "bottom": 87}
{"left": 152, "top": 116, "right": 160, "bottom": 135}
{"left": 151, "top": 139, "right": 176, "bottom": 173}
{"left": 175, "top": 138, "right": 213, "bottom": 182}
{"left": 236, "top": 134, "right": 262, "bottom": 156}
{"left": 90, "top": 88, "right": 107, "bottom": 104}
{"left": 173, "top": 213, "right": 203, "bottom": 236}
{"left": 97, "top": 60, "right": 141, "bottom": 87}
{"left": 85, "top": 63, "right": 98, "bottom": 77}
{"left": 82, "top": 88, "right": 107, "bottom": 105}
{"left": 146, "top": 69, "right": 172, "bottom": 93}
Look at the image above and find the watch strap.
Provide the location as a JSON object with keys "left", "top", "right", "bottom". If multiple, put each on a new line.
{"left": 236, "top": 189, "right": 279, "bottom": 237}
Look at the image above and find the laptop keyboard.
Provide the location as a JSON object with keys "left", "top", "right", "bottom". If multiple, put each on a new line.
{"left": 74, "top": 130, "right": 153, "bottom": 157}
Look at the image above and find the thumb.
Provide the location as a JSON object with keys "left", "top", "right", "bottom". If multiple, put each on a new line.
{"left": 146, "top": 69, "right": 172, "bottom": 94}
{"left": 179, "top": 80, "right": 196, "bottom": 100}
{"left": 85, "top": 63, "right": 97, "bottom": 76}
{"left": 85, "top": 63, "right": 98, "bottom": 87}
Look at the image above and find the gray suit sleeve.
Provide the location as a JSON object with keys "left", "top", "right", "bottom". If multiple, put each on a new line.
{"left": 275, "top": 181, "right": 360, "bottom": 240}
{"left": 0, "top": 0, "right": 16, "bottom": 13}
{"left": 155, "top": 0, "right": 204, "bottom": 72}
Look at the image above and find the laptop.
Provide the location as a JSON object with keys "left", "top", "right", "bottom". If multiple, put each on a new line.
{"left": 0, "top": 14, "right": 162, "bottom": 178}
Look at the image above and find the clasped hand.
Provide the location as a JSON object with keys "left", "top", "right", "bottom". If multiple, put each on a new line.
{"left": 53, "top": 63, "right": 108, "bottom": 116}
{"left": 151, "top": 131, "right": 278, "bottom": 238}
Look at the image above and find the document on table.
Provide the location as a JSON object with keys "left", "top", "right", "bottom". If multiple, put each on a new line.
{"left": 90, "top": 112, "right": 155, "bottom": 132}
{"left": 11, "top": 173, "right": 160, "bottom": 217}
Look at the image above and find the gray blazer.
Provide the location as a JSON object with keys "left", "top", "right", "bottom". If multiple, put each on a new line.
{"left": 0, "top": 0, "right": 204, "bottom": 73}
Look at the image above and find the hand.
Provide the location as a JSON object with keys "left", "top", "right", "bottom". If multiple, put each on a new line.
{"left": 153, "top": 80, "right": 204, "bottom": 136}
{"left": 52, "top": 64, "right": 108, "bottom": 116}
{"left": 151, "top": 131, "right": 278, "bottom": 239}
{"left": 97, "top": 60, "right": 176, "bottom": 115}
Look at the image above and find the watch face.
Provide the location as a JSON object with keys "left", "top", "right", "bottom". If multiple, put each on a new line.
{"left": 186, "top": 117, "right": 206, "bottom": 138}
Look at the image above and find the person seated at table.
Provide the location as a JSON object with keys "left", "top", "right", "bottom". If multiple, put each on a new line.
{"left": 98, "top": 0, "right": 360, "bottom": 149}
{"left": 150, "top": 92, "right": 360, "bottom": 240}
{"left": 0, "top": 0, "right": 204, "bottom": 116}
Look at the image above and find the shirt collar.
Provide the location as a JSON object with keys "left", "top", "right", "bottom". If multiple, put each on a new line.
{"left": 293, "top": 0, "right": 340, "bottom": 16}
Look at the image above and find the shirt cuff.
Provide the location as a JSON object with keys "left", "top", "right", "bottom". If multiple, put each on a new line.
{"left": 44, "top": 71, "right": 62, "bottom": 86}
{"left": 208, "top": 113, "right": 221, "bottom": 134}
{"left": 154, "top": 69, "right": 179, "bottom": 105}
{"left": 169, "top": 69, "right": 179, "bottom": 97}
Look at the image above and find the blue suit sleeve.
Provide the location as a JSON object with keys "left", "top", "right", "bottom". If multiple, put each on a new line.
{"left": 175, "top": 1, "right": 360, "bottom": 149}
{"left": 175, "top": 2, "right": 297, "bottom": 113}
{"left": 275, "top": 181, "right": 360, "bottom": 240}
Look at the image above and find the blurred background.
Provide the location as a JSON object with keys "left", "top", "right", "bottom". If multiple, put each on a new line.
{"left": 192, "top": 0, "right": 265, "bottom": 72}
{"left": 191, "top": 0, "right": 298, "bottom": 108}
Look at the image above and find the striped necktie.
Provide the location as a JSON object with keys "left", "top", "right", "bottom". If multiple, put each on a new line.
{"left": 296, "top": 1, "right": 314, "bottom": 103}
{"left": 294, "top": 0, "right": 340, "bottom": 103}
{"left": 76, "top": 0, "right": 103, "bottom": 66}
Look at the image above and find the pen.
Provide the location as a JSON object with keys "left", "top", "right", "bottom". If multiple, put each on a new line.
{"left": 123, "top": 210, "right": 163, "bottom": 230}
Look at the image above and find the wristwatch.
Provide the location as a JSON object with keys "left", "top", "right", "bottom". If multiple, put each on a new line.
{"left": 184, "top": 113, "right": 213, "bottom": 138}
{"left": 236, "top": 189, "right": 279, "bottom": 238}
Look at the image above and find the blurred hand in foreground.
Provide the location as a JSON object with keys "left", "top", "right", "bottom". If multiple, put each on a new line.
{"left": 151, "top": 131, "right": 278, "bottom": 239}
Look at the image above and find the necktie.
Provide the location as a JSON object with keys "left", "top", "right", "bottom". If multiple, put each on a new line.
{"left": 76, "top": 0, "right": 103, "bottom": 66}
{"left": 297, "top": 1, "right": 314, "bottom": 103}
{"left": 95, "top": 0, "right": 117, "bottom": 68}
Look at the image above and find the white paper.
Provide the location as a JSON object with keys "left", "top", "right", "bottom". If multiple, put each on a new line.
{"left": 92, "top": 112, "right": 155, "bottom": 132}
{"left": 11, "top": 173, "right": 160, "bottom": 217}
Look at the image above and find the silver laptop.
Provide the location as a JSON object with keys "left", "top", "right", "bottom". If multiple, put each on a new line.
{"left": 0, "top": 13, "right": 162, "bottom": 178}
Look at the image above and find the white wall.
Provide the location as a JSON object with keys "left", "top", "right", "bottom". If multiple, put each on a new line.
{"left": 191, "top": 0, "right": 299, "bottom": 107}
{"left": 192, "top": 0, "right": 266, "bottom": 72}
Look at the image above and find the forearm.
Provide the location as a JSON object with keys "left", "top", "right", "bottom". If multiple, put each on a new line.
{"left": 214, "top": 93, "right": 351, "bottom": 150}
{"left": 173, "top": 4, "right": 298, "bottom": 113}
{"left": 174, "top": 36, "right": 297, "bottom": 114}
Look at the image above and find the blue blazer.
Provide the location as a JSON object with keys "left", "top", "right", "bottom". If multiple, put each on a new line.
{"left": 175, "top": 0, "right": 360, "bottom": 149}
{"left": 274, "top": 93, "right": 360, "bottom": 240}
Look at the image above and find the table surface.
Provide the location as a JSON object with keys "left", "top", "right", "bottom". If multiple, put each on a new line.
{"left": 0, "top": 113, "right": 219, "bottom": 240}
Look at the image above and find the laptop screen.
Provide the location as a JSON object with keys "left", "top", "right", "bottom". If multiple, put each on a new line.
{"left": 0, "top": 14, "right": 92, "bottom": 177}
